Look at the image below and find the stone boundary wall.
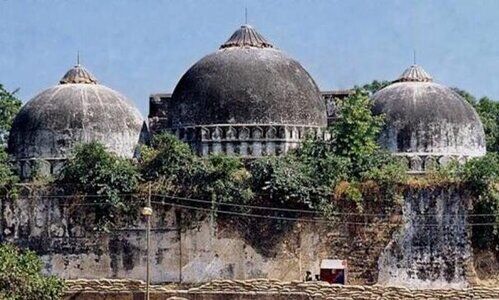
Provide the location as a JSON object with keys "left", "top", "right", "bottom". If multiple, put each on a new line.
{"left": 64, "top": 279, "right": 499, "bottom": 300}
{"left": 1, "top": 193, "right": 398, "bottom": 284}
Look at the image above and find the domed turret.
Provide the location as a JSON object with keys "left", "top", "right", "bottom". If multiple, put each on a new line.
{"left": 9, "top": 64, "right": 143, "bottom": 178}
{"left": 371, "top": 65, "right": 486, "bottom": 173}
{"left": 157, "top": 24, "right": 327, "bottom": 156}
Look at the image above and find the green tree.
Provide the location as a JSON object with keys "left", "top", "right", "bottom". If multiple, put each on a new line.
{"left": 460, "top": 153, "right": 499, "bottom": 250}
{"left": 0, "top": 147, "right": 18, "bottom": 192}
{"left": 329, "top": 89, "right": 385, "bottom": 174}
{"left": 361, "top": 80, "right": 391, "bottom": 95}
{"left": 0, "top": 244, "right": 65, "bottom": 300}
{"left": 249, "top": 155, "right": 319, "bottom": 210}
{"left": 141, "top": 132, "right": 199, "bottom": 180}
{"left": 474, "top": 97, "right": 499, "bottom": 153}
{"left": 0, "top": 84, "right": 22, "bottom": 145}
{"left": 59, "top": 142, "right": 140, "bottom": 229}
{"left": 294, "top": 136, "right": 351, "bottom": 187}
{"left": 202, "top": 154, "right": 253, "bottom": 205}
{"left": 139, "top": 132, "right": 205, "bottom": 196}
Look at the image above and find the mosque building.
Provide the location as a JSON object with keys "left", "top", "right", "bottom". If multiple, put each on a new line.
{"left": 7, "top": 24, "right": 486, "bottom": 178}
{"left": 2, "top": 23, "right": 490, "bottom": 287}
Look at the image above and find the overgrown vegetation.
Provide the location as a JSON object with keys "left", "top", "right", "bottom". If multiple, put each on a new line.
{"left": 449, "top": 88, "right": 499, "bottom": 250}
{"left": 0, "top": 84, "right": 22, "bottom": 146}
{"left": 139, "top": 133, "right": 254, "bottom": 225}
{"left": 0, "top": 85, "right": 21, "bottom": 195}
{"left": 0, "top": 244, "right": 65, "bottom": 300}
{"left": 58, "top": 142, "right": 140, "bottom": 230}
{"left": 461, "top": 153, "right": 499, "bottom": 250}
{"left": 0, "top": 147, "right": 18, "bottom": 194}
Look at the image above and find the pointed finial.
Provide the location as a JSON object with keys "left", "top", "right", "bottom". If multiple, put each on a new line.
{"left": 245, "top": 7, "right": 248, "bottom": 24}
{"left": 413, "top": 49, "right": 416, "bottom": 65}
{"left": 77, "top": 51, "right": 80, "bottom": 65}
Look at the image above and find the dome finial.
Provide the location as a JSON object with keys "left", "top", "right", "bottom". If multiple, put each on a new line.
{"left": 393, "top": 64, "right": 433, "bottom": 83}
{"left": 59, "top": 63, "right": 98, "bottom": 85}
{"left": 413, "top": 49, "right": 416, "bottom": 65}
{"left": 77, "top": 50, "right": 80, "bottom": 65}
{"left": 220, "top": 24, "right": 274, "bottom": 49}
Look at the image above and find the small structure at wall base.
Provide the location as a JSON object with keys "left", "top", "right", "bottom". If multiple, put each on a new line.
{"left": 320, "top": 259, "right": 347, "bottom": 284}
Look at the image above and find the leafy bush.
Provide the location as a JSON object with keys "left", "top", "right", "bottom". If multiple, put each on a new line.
{"left": 0, "top": 147, "right": 18, "bottom": 194}
{"left": 359, "top": 150, "right": 408, "bottom": 184}
{"left": 141, "top": 133, "right": 201, "bottom": 182}
{"left": 474, "top": 98, "right": 499, "bottom": 153}
{"left": 0, "top": 84, "right": 21, "bottom": 192}
{"left": 58, "top": 142, "right": 140, "bottom": 229}
{"left": 328, "top": 89, "right": 385, "bottom": 176}
{"left": 202, "top": 154, "right": 253, "bottom": 206}
{"left": 294, "top": 136, "right": 351, "bottom": 187}
{"left": 249, "top": 155, "right": 319, "bottom": 210}
{"left": 140, "top": 132, "right": 205, "bottom": 196}
{"left": 0, "top": 244, "right": 65, "bottom": 300}
{"left": 0, "top": 84, "right": 22, "bottom": 145}
{"left": 140, "top": 133, "right": 254, "bottom": 225}
{"left": 460, "top": 153, "right": 499, "bottom": 250}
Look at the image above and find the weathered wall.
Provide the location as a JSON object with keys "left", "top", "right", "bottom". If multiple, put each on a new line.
{"left": 378, "top": 186, "right": 473, "bottom": 289}
{"left": 0, "top": 191, "right": 395, "bottom": 284}
{"left": 63, "top": 279, "right": 499, "bottom": 300}
{"left": 1, "top": 185, "right": 486, "bottom": 288}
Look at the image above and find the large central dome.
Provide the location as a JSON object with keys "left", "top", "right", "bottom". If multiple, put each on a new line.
{"left": 160, "top": 24, "right": 327, "bottom": 157}
{"left": 170, "top": 24, "right": 326, "bottom": 128}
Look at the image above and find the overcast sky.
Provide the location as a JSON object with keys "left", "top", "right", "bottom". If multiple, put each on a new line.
{"left": 1, "top": 0, "right": 498, "bottom": 116}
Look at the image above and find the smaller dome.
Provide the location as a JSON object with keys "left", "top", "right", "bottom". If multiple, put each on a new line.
{"left": 9, "top": 63, "right": 143, "bottom": 178}
{"left": 372, "top": 65, "right": 486, "bottom": 162}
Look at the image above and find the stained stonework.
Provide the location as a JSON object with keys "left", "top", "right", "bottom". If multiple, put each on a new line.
{"left": 321, "top": 90, "right": 352, "bottom": 127}
{"left": 1, "top": 185, "right": 483, "bottom": 288}
{"left": 378, "top": 186, "right": 473, "bottom": 289}
{"left": 1, "top": 189, "right": 395, "bottom": 285}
